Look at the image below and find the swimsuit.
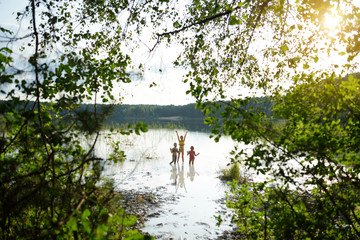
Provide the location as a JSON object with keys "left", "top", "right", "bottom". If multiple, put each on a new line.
{"left": 179, "top": 140, "right": 185, "bottom": 151}
{"left": 188, "top": 150, "right": 196, "bottom": 160}
{"left": 170, "top": 147, "right": 178, "bottom": 163}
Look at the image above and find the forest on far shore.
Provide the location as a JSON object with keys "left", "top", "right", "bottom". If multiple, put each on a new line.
{"left": 0, "top": 97, "right": 274, "bottom": 132}
{"left": 82, "top": 96, "right": 274, "bottom": 129}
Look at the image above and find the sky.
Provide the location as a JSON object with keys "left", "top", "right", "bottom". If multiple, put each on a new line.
{"left": 0, "top": 0, "right": 196, "bottom": 106}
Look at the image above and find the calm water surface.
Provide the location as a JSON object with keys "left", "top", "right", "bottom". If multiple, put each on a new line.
{"left": 96, "top": 129, "right": 247, "bottom": 239}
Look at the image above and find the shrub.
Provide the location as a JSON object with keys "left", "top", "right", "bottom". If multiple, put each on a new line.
{"left": 219, "top": 163, "right": 251, "bottom": 184}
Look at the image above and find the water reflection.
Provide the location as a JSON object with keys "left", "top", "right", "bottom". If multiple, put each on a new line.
{"left": 170, "top": 165, "right": 177, "bottom": 186}
{"left": 171, "top": 163, "right": 200, "bottom": 192}
{"left": 106, "top": 118, "right": 211, "bottom": 132}
{"left": 187, "top": 164, "right": 199, "bottom": 182}
{"left": 176, "top": 163, "right": 187, "bottom": 193}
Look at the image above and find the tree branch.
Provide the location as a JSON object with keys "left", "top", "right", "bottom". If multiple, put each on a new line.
{"left": 150, "top": 6, "right": 242, "bottom": 52}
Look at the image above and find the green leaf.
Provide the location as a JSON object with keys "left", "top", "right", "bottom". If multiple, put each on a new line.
{"left": 66, "top": 217, "right": 78, "bottom": 232}
{"left": 229, "top": 15, "right": 241, "bottom": 25}
{"left": 313, "top": 56, "right": 319, "bottom": 63}
{"left": 280, "top": 44, "right": 288, "bottom": 52}
{"left": 81, "top": 209, "right": 91, "bottom": 234}
{"left": 173, "top": 21, "right": 181, "bottom": 28}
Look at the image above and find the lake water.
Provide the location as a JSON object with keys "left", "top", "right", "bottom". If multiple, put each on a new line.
{"left": 95, "top": 129, "right": 248, "bottom": 239}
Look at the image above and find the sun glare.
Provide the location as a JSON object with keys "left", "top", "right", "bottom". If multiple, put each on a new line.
{"left": 323, "top": 13, "right": 342, "bottom": 31}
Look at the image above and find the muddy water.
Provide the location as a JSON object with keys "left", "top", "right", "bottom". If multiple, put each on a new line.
{"left": 97, "top": 129, "right": 246, "bottom": 239}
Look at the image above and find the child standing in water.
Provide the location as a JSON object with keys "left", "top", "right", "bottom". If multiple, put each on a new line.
{"left": 187, "top": 146, "right": 199, "bottom": 165}
{"left": 176, "top": 130, "right": 187, "bottom": 162}
{"left": 169, "top": 143, "right": 178, "bottom": 165}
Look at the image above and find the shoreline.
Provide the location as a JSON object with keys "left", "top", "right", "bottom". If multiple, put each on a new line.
{"left": 118, "top": 189, "right": 242, "bottom": 240}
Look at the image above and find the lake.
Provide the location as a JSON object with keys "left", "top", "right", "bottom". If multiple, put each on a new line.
{"left": 95, "top": 129, "right": 248, "bottom": 239}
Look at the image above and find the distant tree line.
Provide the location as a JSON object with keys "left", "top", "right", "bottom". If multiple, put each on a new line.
{"left": 84, "top": 96, "right": 274, "bottom": 123}
{"left": 104, "top": 103, "right": 204, "bottom": 120}
{"left": 0, "top": 97, "right": 274, "bottom": 133}
{"left": 0, "top": 96, "right": 274, "bottom": 124}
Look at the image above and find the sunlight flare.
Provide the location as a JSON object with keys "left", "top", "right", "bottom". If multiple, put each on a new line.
{"left": 323, "top": 12, "right": 342, "bottom": 31}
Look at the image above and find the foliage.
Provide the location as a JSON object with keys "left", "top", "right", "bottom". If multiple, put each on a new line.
{"left": 146, "top": 0, "right": 360, "bottom": 238}
{"left": 0, "top": 0, "right": 153, "bottom": 239}
{"left": 219, "top": 163, "right": 251, "bottom": 184}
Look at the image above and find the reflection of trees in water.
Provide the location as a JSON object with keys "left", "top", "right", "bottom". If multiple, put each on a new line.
{"left": 105, "top": 128, "right": 178, "bottom": 161}
{"left": 175, "top": 118, "right": 210, "bottom": 132}
{"left": 108, "top": 118, "right": 210, "bottom": 132}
